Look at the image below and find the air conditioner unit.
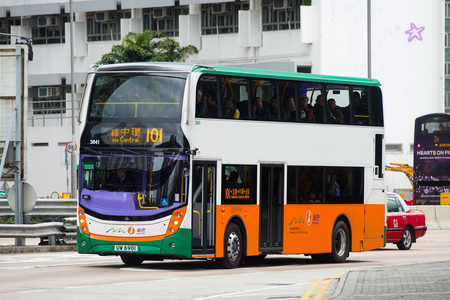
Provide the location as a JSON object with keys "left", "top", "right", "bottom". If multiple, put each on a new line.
{"left": 38, "top": 87, "right": 60, "bottom": 98}
{"left": 212, "top": 3, "right": 231, "bottom": 14}
{"left": 95, "top": 12, "right": 114, "bottom": 22}
{"left": 153, "top": 8, "right": 172, "bottom": 18}
{"left": 22, "top": 17, "right": 37, "bottom": 28}
{"left": 273, "top": 0, "right": 292, "bottom": 10}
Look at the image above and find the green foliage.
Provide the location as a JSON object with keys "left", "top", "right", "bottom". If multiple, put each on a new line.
{"left": 97, "top": 30, "right": 199, "bottom": 65}
{"left": 0, "top": 217, "right": 14, "bottom": 224}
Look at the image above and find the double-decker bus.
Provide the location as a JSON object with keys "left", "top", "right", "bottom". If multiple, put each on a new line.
{"left": 77, "top": 62, "right": 385, "bottom": 268}
{"left": 413, "top": 113, "right": 450, "bottom": 205}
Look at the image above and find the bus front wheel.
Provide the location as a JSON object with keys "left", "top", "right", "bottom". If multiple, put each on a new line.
{"left": 217, "top": 223, "right": 242, "bottom": 269}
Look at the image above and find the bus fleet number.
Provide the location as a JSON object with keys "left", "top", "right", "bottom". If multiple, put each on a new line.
{"left": 147, "top": 128, "right": 163, "bottom": 143}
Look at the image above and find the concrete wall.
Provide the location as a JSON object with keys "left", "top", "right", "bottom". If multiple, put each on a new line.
{"left": 411, "top": 205, "right": 450, "bottom": 230}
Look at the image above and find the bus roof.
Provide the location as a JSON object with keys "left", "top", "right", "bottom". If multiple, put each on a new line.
{"left": 193, "top": 65, "right": 381, "bottom": 86}
{"left": 415, "top": 113, "right": 450, "bottom": 123}
{"left": 93, "top": 62, "right": 381, "bottom": 86}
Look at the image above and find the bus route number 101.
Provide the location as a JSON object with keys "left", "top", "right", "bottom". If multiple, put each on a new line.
{"left": 147, "top": 128, "right": 163, "bottom": 143}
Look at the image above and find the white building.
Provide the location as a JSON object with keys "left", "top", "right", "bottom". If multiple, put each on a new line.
{"left": 0, "top": 0, "right": 445, "bottom": 197}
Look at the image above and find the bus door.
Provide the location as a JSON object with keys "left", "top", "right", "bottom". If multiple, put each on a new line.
{"left": 192, "top": 162, "right": 216, "bottom": 255}
{"left": 364, "top": 133, "right": 386, "bottom": 249}
{"left": 260, "top": 164, "right": 284, "bottom": 253}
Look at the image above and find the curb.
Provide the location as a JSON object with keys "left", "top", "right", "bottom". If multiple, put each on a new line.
{"left": 0, "top": 245, "right": 76, "bottom": 254}
{"left": 328, "top": 270, "right": 359, "bottom": 300}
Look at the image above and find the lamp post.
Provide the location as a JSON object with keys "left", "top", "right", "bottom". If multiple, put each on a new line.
{"left": 70, "top": 0, "right": 77, "bottom": 199}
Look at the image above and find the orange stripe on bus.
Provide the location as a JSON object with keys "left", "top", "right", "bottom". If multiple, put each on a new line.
{"left": 89, "top": 233, "right": 166, "bottom": 242}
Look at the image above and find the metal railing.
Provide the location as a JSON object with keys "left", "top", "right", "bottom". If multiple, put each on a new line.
{"left": 0, "top": 198, "right": 77, "bottom": 245}
{"left": 0, "top": 198, "right": 77, "bottom": 217}
{"left": 28, "top": 99, "right": 80, "bottom": 127}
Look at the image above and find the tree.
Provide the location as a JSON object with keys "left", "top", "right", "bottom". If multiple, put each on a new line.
{"left": 97, "top": 30, "right": 199, "bottom": 65}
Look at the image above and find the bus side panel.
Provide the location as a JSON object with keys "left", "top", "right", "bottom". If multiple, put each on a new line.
{"left": 283, "top": 205, "right": 329, "bottom": 254}
{"left": 363, "top": 203, "right": 386, "bottom": 251}
{"left": 283, "top": 204, "right": 365, "bottom": 255}
{"left": 215, "top": 205, "right": 260, "bottom": 258}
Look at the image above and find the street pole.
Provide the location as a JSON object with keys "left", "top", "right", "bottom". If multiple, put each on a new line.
{"left": 14, "top": 46, "right": 24, "bottom": 246}
{"left": 70, "top": 0, "right": 77, "bottom": 199}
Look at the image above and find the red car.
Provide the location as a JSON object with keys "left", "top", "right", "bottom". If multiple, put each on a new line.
{"left": 386, "top": 192, "right": 427, "bottom": 250}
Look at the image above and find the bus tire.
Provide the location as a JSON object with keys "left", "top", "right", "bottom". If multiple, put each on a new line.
{"left": 329, "top": 221, "right": 350, "bottom": 263}
{"left": 397, "top": 227, "right": 413, "bottom": 250}
{"left": 217, "top": 223, "right": 242, "bottom": 269}
{"left": 120, "top": 255, "right": 144, "bottom": 266}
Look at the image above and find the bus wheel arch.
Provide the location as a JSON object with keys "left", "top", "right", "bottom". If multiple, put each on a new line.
{"left": 217, "top": 216, "right": 247, "bottom": 269}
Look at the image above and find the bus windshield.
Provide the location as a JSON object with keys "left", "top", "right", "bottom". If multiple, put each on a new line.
{"left": 87, "top": 73, "right": 186, "bottom": 121}
{"left": 80, "top": 154, "right": 188, "bottom": 217}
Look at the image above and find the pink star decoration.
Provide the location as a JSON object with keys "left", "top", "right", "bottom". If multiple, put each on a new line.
{"left": 405, "top": 23, "right": 425, "bottom": 42}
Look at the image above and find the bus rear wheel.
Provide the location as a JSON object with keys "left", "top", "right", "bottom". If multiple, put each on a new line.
{"left": 217, "top": 223, "right": 242, "bottom": 269}
{"left": 120, "top": 255, "right": 144, "bottom": 266}
{"left": 329, "top": 221, "right": 350, "bottom": 263}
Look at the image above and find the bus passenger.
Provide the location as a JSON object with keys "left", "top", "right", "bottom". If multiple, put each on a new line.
{"left": 299, "top": 171, "right": 313, "bottom": 195}
{"left": 307, "top": 190, "right": 321, "bottom": 204}
{"left": 137, "top": 85, "right": 150, "bottom": 101}
{"left": 204, "top": 91, "right": 218, "bottom": 118}
{"left": 312, "top": 95, "right": 329, "bottom": 123}
{"left": 327, "top": 98, "right": 343, "bottom": 124}
{"left": 98, "top": 89, "right": 111, "bottom": 102}
{"left": 284, "top": 96, "right": 297, "bottom": 122}
{"left": 137, "top": 86, "right": 157, "bottom": 117}
{"left": 223, "top": 97, "right": 240, "bottom": 119}
{"left": 326, "top": 173, "right": 341, "bottom": 197}
{"left": 352, "top": 92, "right": 369, "bottom": 125}
{"left": 122, "top": 86, "right": 137, "bottom": 102}
{"left": 100, "top": 168, "right": 135, "bottom": 192}
{"left": 299, "top": 96, "right": 314, "bottom": 122}
{"left": 252, "top": 97, "right": 270, "bottom": 121}
{"left": 196, "top": 90, "right": 207, "bottom": 117}
{"left": 269, "top": 96, "right": 284, "bottom": 121}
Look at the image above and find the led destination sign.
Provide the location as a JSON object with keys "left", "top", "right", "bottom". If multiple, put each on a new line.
{"left": 107, "top": 127, "right": 163, "bottom": 144}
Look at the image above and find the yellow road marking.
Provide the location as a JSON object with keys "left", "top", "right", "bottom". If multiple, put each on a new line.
{"left": 300, "top": 274, "right": 342, "bottom": 300}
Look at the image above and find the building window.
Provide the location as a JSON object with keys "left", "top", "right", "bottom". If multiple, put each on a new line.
{"left": 262, "top": 0, "right": 302, "bottom": 31}
{"left": 201, "top": 2, "right": 249, "bottom": 35}
{"left": 143, "top": 6, "right": 188, "bottom": 37}
{"left": 31, "top": 15, "right": 69, "bottom": 44}
{"left": 297, "top": 66, "right": 311, "bottom": 73}
{"left": 386, "top": 144, "right": 403, "bottom": 153}
{"left": 0, "top": 16, "right": 21, "bottom": 45}
{"left": 86, "top": 10, "right": 131, "bottom": 42}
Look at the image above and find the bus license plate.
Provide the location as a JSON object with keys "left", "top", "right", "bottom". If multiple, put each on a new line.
{"left": 115, "top": 245, "right": 138, "bottom": 252}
